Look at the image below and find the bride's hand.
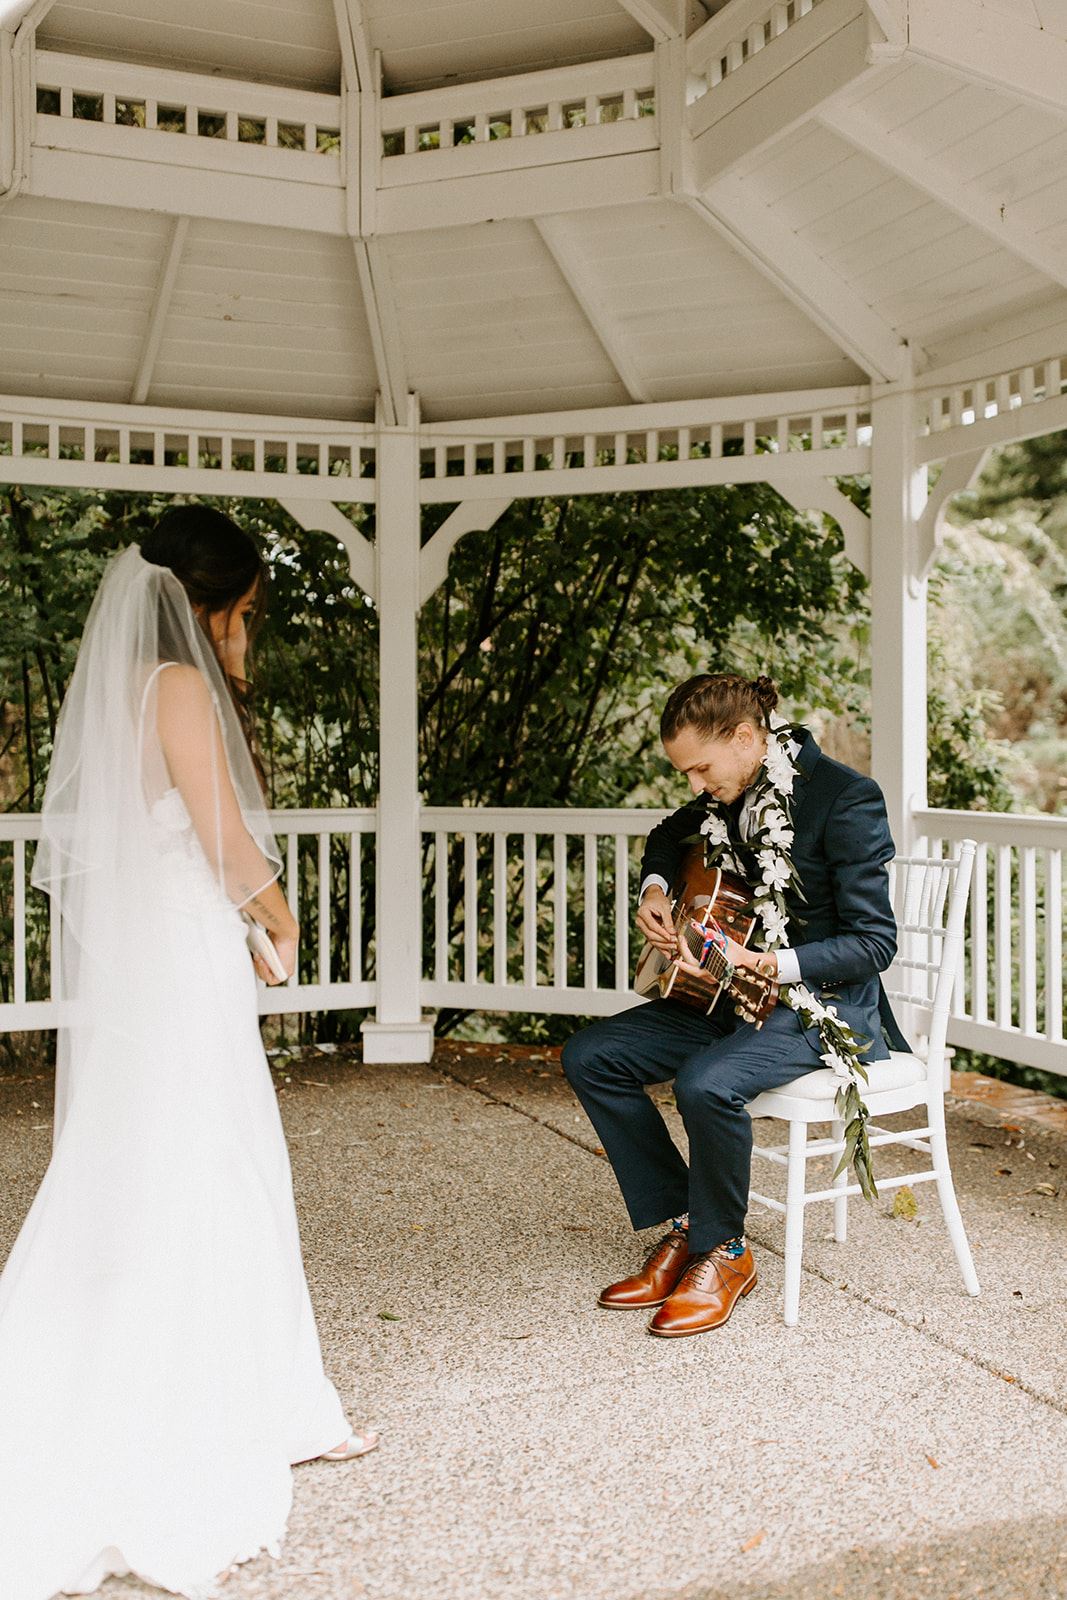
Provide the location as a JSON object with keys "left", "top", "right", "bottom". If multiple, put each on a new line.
{"left": 252, "top": 929, "right": 299, "bottom": 985}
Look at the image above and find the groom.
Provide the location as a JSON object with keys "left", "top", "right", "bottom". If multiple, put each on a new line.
{"left": 562, "top": 672, "right": 906, "bottom": 1336}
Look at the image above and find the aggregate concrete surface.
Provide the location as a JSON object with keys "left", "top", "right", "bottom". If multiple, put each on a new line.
{"left": 0, "top": 1041, "right": 1064, "bottom": 1600}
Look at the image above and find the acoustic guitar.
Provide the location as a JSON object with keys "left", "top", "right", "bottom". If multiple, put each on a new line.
{"left": 633, "top": 844, "right": 779, "bottom": 1027}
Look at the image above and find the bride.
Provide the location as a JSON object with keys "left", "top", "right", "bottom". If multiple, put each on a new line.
{"left": 0, "top": 506, "right": 377, "bottom": 1600}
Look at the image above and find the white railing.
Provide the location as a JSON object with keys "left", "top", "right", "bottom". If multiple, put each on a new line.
{"left": 34, "top": 51, "right": 341, "bottom": 157}
{"left": 687, "top": 0, "right": 824, "bottom": 104}
{"left": 4, "top": 804, "right": 1066, "bottom": 1080}
{"left": 418, "top": 388, "right": 871, "bottom": 499}
{"left": 0, "top": 809, "right": 376, "bottom": 1029}
{"left": 915, "top": 809, "right": 1066, "bottom": 1076}
{"left": 421, "top": 806, "right": 666, "bottom": 1016}
{"left": 379, "top": 56, "right": 655, "bottom": 160}
{"left": 915, "top": 356, "right": 1067, "bottom": 462}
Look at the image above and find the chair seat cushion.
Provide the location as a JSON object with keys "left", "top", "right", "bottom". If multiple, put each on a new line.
{"left": 748, "top": 1051, "right": 925, "bottom": 1105}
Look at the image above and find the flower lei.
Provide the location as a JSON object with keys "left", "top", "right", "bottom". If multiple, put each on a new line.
{"left": 696, "top": 727, "right": 878, "bottom": 1201}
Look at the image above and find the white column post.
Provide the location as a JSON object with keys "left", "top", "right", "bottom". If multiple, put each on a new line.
{"left": 869, "top": 382, "right": 928, "bottom": 856}
{"left": 361, "top": 394, "right": 436, "bottom": 1064}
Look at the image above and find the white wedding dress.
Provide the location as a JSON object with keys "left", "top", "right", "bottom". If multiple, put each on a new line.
{"left": 0, "top": 556, "right": 351, "bottom": 1600}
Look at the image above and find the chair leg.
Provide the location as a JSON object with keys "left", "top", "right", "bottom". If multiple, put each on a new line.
{"left": 929, "top": 1121, "right": 981, "bottom": 1297}
{"left": 782, "top": 1119, "right": 808, "bottom": 1327}
{"left": 830, "top": 1116, "right": 848, "bottom": 1243}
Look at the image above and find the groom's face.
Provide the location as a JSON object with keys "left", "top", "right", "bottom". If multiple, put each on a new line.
{"left": 663, "top": 721, "right": 765, "bottom": 805}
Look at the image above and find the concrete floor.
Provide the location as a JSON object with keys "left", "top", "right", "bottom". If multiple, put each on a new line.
{"left": 0, "top": 1040, "right": 1065, "bottom": 1600}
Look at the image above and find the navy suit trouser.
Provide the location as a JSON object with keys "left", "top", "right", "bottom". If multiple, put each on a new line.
{"left": 561, "top": 998, "right": 821, "bottom": 1252}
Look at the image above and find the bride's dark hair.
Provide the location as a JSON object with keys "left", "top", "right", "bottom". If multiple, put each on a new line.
{"left": 140, "top": 504, "right": 268, "bottom": 780}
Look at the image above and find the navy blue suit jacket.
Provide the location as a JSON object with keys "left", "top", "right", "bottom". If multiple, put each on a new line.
{"left": 640, "top": 730, "right": 908, "bottom": 1061}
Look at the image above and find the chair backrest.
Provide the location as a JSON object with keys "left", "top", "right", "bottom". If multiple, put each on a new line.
{"left": 885, "top": 840, "right": 977, "bottom": 1081}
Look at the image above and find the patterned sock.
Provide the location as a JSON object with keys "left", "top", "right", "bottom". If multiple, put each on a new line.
{"left": 671, "top": 1213, "right": 689, "bottom": 1232}
{"left": 717, "top": 1233, "right": 746, "bottom": 1257}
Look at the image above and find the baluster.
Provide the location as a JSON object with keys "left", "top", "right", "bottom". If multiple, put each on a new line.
{"left": 318, "top": 441, "right": 328, "bottom": 475}
{"left": 185, "top": 105, "right": 197, "bottom": 137}
{"left": 286, "top": 439, "right": 297, "bottom": 475}
{"left": 970, "top": 843, "right": 988, "bottom": 1023}
{"left": 350, "top": 832, "right": 362, "bottom": 982}
{"left": 726, "top": 38, "right": 745, "bottom": 74}
{"left": 584, "top": 835, "right": 598, "bottom": 989}
{"left": 13, "top": 839, "right": 25, "bottom": 1006}
{"left": 49, "top": 423, "right": 59, "bottom": 459}
{"left": 1020, "top": 366, "right": 1036, "bottom": 405}
{"left": 225, "top": 110, "right": 237, "bottom": 141}
{"left": 770, "top": 3, "right": 789, "bottom": 35}
{"left": 435, "top": 830, "right": 448, "bottom": 982}
{"left": 434, "top": 444, "right": 447, "bottom": 478}
{"left": 511, "top": 108, "right": 526, "bottom": 138}
{"left": 523, "top": 833, "right": 538, "bottom": 987}
{"left": 994, "top": 373, "right": 1011, "bottom": 414}
{"left": 614, "top": 835, "right": 630, "bottom": 991}
{"left": 494, "top": 832, "right": 508, "bottom": 985}
{"left": 285, "top": 834, "right": 299, "bottom": 983}
{"left": 710, "top": 422, "right": 723, "bottom": 456}
{"left": 522, "top": 438, "right": 535, "bottom": 472}
{"left": 994, "top": 844, "right": 1012, "bottom": 1028}
{"left": 221, "top": 434, "right": 232, "bottom": 470}
{"left": 553, "top": 833, "right": 568, "bottom": 989}
{"left": 1047, "top": 357, "right": 1063, "bottom": 397}
{"left": 623, "top": 88, "right": 637, "bottom": 118}
{"left": 586, "top": 95, "right": 599, "bottom": 125}
{"left": 1018, "top": 845, "right": 1037, "bottom": 1035}
{"left": 474, "top": 112, "right": 488, "bottom": 142}
{"left": 102, "top": 91, "right": 116, "bottom": 124}
{"left": 49, "top": 856, "right": 62, "bottom": 999}
{"left": 404, "top": 125, "right": 416, "bottom": 154}
{"left": 747, "top": 23, "right": 765, "bottom": 55}
{"left": 318, "top": 832, "right": 330, "bottom": 986}
{"left": 645, "top": 429, "right": 658, "bottom": 462}
{"left": 797, "top": 0, "right": 813, "bottom": 15}
{"left": 777, "top": 416, "right": 790, "bottom": 452}
{"left": 742, "top": 419, "right": 755, "bottom": 454}
{"left": 1046, "top": 848, "right": 1062, "bottom": 1041}
{"left": 464, "top": 832, "right": 478, "bottom": 984}
{"left": 60, "top": 85, "right": 73, "bottom": 118}
{"left": 463, "top": 442, "right": 476, "bottom": 476}
{"left": 614, "top": 431, "right": 627, "bottom": 465}
{"left": 253, "top": 438, "right": 265, "bottom": 473}
{"left": 11, "top": 420, "right": 22, "bottom": 456}
{"left": 439, "top": 118, "right": 454, "bottom": 148}
{"left": 678, "top": 426, "right": 691, "bottom": 459}
{"left": 583, "top": 433, "right": 596, "bottom": 467}
{"left": 548, "top": 101, "right": 563, "bottom": 131}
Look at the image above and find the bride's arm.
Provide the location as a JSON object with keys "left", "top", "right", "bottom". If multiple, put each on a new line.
{"left": 155, "top": 665, "right": 298, "bottom": 968}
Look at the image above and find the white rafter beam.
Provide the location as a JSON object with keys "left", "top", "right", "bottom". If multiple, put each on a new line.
{"left": 419, "top": 500, "right": 513, "bottom": 606}
{"left": 684, "top": 183, "right": 910, "bottom": 382}
{"left": 615, "top": 0, "right": 686, "bottom": 42}
{"left": 821, "top": 102, "right": 1067, "bottom": 290}
{"left": 534, "top": 216, "right": 652, "bottom": 403}
{"left": 131, "top": 214, "right": 188, "bottom": 405}
{"left": 907, "top": 0, "right": 1067, "bottom": 117}
{"left": 688, "top": 0, "right": 879, "bottom": 187}
{"left": 1, "top": 0, "right": 54, "bottom": 209}
{"left": 353, "top": 237, "right": 409, "bottom": 429}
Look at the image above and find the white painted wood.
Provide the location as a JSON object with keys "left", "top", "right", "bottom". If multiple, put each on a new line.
{"left": 689, "top": 2, "right": 875, "bottom": 184}
{"left": 534, "top": 216, "right": 652, "bottom": 402}
{"left": 130, "top": 214, "right": 189, "bottom": 405}
{"left": 362, "top": 396, "right": 434, "bottom": 1062}
{"left": 773, "top": 474, "right": 871, "bottom": 575}
{"left": 616, "top": 0, "right": 685, "bottom": 42}
{"left": 272, "top": 498, "right": 376, "bottom": 599}
{"left": 352, "top": 237, "right": 408, "bottom": 426}
{"left": 914, "top": 447, "right": 988, "bottom": 578}
{"left": 869, "top": 382, "right": 928, "bottom": 853}
{"left": 684, "top": 185, "right": 907, "bottom": 381}
{"left": 907, "top": 0, "right": 1067, "bottom": 117}
{"left": 821, "top": 102, "right": 1067, "bottom": 290}
{"left": 418, "top": 499, "right": 512, "bottom": 606}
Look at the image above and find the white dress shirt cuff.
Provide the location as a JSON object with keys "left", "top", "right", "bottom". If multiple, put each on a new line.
{"left": 774, "top": 947, "right": 801, "bottom": 984}
{"left": 639, "top": 874, "right": 670, "bottom": 900}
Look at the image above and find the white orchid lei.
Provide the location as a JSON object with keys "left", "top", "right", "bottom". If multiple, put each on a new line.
{"left": 695, "top": 727, "right": 878, "bottom": 1200}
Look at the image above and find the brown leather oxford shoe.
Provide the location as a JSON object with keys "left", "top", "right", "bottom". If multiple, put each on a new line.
{"left": 597, "top": 1228, "right": 692, "bottom": 1309}
{"left": 646, "top": 1242, "right": 757, "bottom": 1336}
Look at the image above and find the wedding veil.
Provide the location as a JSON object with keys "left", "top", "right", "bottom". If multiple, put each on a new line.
{"left": 31, "top": 544, "right": 280, "bottom": 1134}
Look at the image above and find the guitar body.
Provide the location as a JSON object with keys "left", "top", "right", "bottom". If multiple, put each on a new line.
{"left": 633, "top": 844, "right": 777, "bottom": 1024}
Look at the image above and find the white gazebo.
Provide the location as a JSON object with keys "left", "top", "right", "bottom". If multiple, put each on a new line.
{"left": 1, "top": 0, "right": 1064, "bottom": 1077}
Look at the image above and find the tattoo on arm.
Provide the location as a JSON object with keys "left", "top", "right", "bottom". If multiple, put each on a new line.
{"left": 238, "top": 885, "right": 286, "bottom": 933}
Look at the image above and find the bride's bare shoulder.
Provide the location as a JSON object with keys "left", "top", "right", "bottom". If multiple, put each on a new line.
{"left": 155, "top": 662, "right": 213, "bottom": 724}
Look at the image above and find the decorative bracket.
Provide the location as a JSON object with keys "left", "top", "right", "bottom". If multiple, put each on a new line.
{"left": 276, "top": 496, "right": 376, "bottom": 601}
{"left": 915, "top": 448, "right": 988, "bottom": 583}
{"left": 419, "top": 499, "right": 513, "bottom": 607}
{"left": 773, "top": 475, "right": 871, "bottom": 579}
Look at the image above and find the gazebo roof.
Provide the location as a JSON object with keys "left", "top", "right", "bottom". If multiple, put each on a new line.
{"left": 2, "top": 0, "right": 1067, "bottom": 425}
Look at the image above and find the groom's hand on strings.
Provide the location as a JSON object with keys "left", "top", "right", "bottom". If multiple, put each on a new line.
{"left": 637, "top": 886, "right": 676, "bottom": 954}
